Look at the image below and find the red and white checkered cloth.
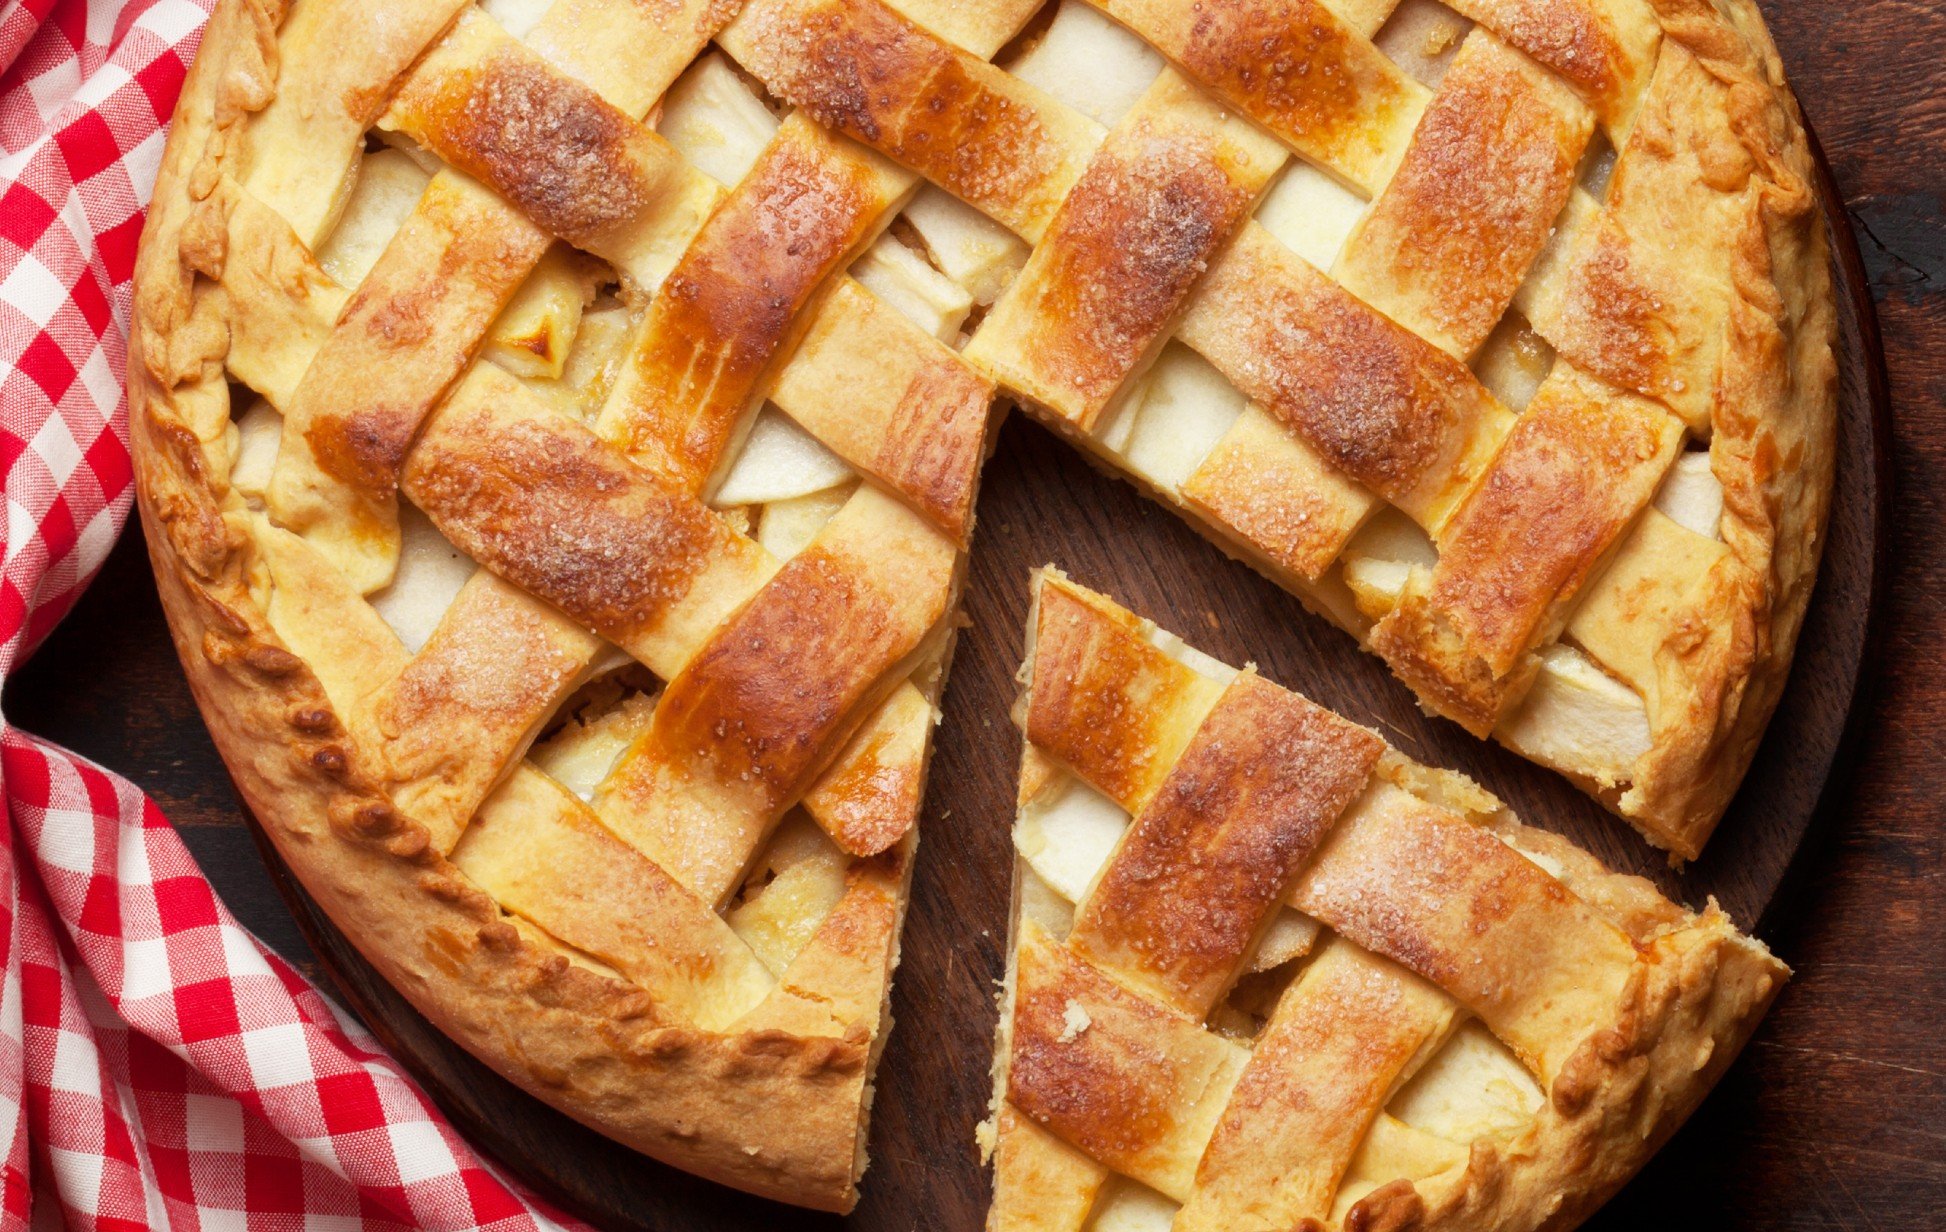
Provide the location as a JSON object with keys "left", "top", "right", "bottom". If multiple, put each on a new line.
{"left": 0, "top": 3, "right": 597, "bottom": 1227}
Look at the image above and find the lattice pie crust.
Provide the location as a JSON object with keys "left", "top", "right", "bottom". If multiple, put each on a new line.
{"left": 128, "top": 0, "right": 1827, "bottom": 1212}
{"left": 987, "top": 570, "right": 1786, "bottom": 1231}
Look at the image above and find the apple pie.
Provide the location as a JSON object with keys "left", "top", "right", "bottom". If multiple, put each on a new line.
{"left": 129, "top": 0, "right": 1826, "bottom": 1211}
{"left": 987, "top": 570, "right": 1787, "bottom": 1231}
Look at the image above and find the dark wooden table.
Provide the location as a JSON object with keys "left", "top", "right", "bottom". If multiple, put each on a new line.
{"left": 8, "top": 3, "right": 1943, "bottom": 1226}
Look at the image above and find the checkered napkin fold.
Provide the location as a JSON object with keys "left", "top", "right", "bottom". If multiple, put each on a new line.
{"left": 0, "top": 2, "right": 591, "bottom": 1227}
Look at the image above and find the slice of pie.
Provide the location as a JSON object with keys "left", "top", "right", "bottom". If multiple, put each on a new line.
{"left": 986, "top": 569, "right": 1787, "bottom": 1231}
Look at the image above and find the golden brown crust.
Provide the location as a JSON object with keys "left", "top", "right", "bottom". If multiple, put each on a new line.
{"left": 1335, "top": 31, "right": 1594, "bottom": 360}
{"left": 400, "top": 376, "right": 770, "bottom": 666}
{"left": 384, "top": 10, "right": 698, "bottom": 250}
{"left": 128, "top": 0, "right": 978, "bottom": 1210}
{"left": 599, "top": 115, "right": 908, "bottom": 492}
{"left": 1006, "top": 922, "right": 1246, "bottom": 1198}
{"left": 769, "top": 278, "right": 994, "bottom": 543}
{"left": 1442, "top": 0, "right": 1661, "bottom": 133}
{"left": 132, "top": 396, "right": 875, "bottom": 1206}
{"left": 1370, "top": 368, "right": 1685, "bottom": 735}
{"left": 1611, "top": 0, "right": 1836, "bottom": 857}
{"left": 1176, "top": 941, "right": 1454, "bottom": 1232}
{"left": 988, "top": 570, "right": 1789, "bottom": 1232}
{"left": 722, "top": 0, "right": 1100, "bottom": 239}
{"left": 1022, "top": 580, "right": 1223, "bottom": 809}
{"left": 964, "top": 71, "right": 1284, "bottom": 428}
{"left": 1180, "top": 406, "right": 1376, "bottom": 581}
{"left": 1116, "top": 0, "right": 1425, "bottom": 193}
{"left": 1178, "top": 224, "right": 1513, "bottom": 531}
{"left": 136, "top": 0, "right": 1833, "bottom": 1212}
{"left": 1069, "top": 674, "right": 1382, "bottom": 1016}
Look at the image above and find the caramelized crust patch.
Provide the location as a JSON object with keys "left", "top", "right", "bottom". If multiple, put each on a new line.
{"left": 401, "top": 370, "right": 759, "bottom": 652}
{"left": 1180, "top": 225, "right": 1512, "bottom": 530}
{"left": 640, "top": 520, "right": 948, "bottom": 811}
{"left": 1025, "top": 579, "right": 1224, "bottom": 811}
{"left": 1370, "top": 366, "right": 1682, "bottom": 732}
{"left": 600, "top": 117, "right": 905, "bottom": 491}
{"left": 722, "top": 0, "right": 1100, "bottom": 239}
{"left": 1069, "top": 674, "right": 1382, "bottom": 1016}
{"left": 968, "top": 73, "right": 1281, "bottom": 429}
{"left": 873, "top": 351, "right": 993, "bottom": 536}
{"left": 1008, "top": 922, "right": 1246, "bottom": 1200}
{"left": 801, "top": 683, "right": 933, "bottom": 855}
{"left": 596, "top": 488, "right": 954, "bottom": 902}
{"left": 1335, "top": 31, "right": 1595, "bottom": 359}
{"left": 1444, "top": 0, "right": 1660, "bottom": 130}
{"left": 387, "top": 10, "right": 693, "bottom": 249}
{"left": 1101, "top": 0, "right": 1426, "bottom": 192}
{"left": 295, "top": 178, "right": 548, "bottom": 496}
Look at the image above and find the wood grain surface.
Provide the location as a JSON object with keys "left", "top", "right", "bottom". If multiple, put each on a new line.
{"left": 9, "top": 3, "right": 1942, "bottom": 1226}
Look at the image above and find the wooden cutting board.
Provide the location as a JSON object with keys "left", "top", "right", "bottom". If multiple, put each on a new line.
{"left": 205, "top": 135, "right": 1886, "bottom": 1231}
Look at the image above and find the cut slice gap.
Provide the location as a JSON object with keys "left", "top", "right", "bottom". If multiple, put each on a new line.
{"left": 655, "top": 50, "right": 782, "bottom": 188}
{"left": 1254, "top": 162, "right": 1371, "bottom": 272}
{"left": 1002, "top": 0, "right": 1165, "bottom": 128}
{"left": 368, "top": 505, "right": 478, "bottom": 653}
{"left": 1373, "top": 0, "right": 1474, "bottom": 90}
{"left": 710, "top": 405, "right": 856, "bottom": 506}
{"left": 1653, "top": 450, "right": 1724, "bottom": 540}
